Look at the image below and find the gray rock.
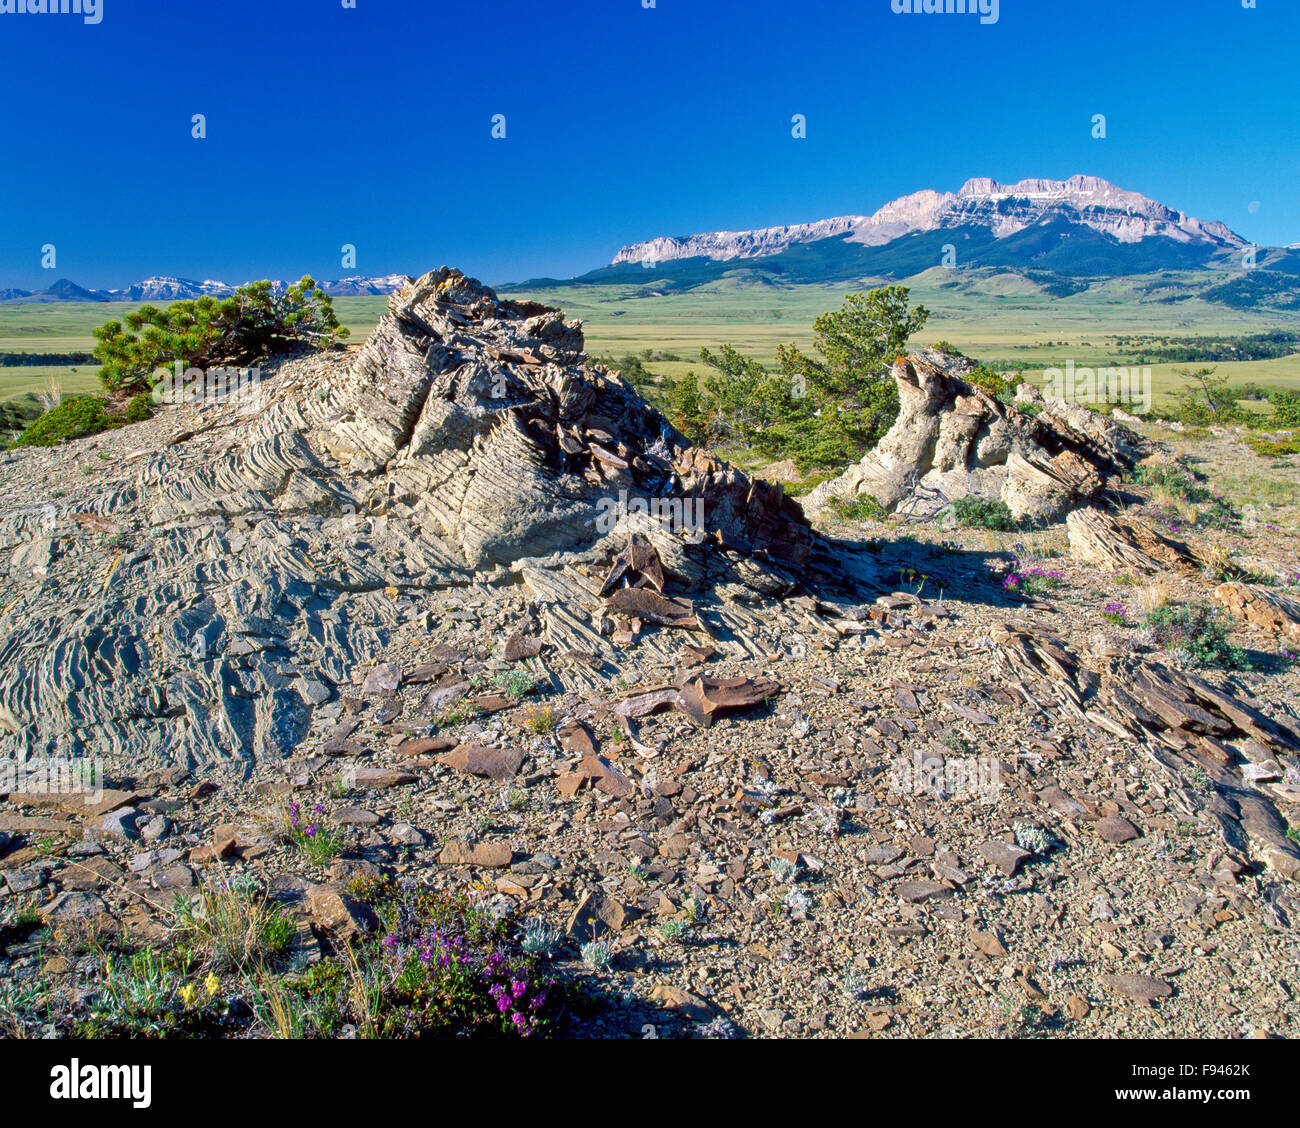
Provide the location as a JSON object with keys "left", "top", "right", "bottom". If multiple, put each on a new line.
{"left": 89, "top": 807, "right": 142, "bottom": 842}
{"left": 360, "top": 663, "right": 402, "bottom": 696}
{"left": 390, "top": 823, "right": 424, "bottom": 846}
{"left": 803, "top": 355, "right": 1144, "bottom": 524}
{"left": 140, "top": 815, "right": 172, "bottom": 843}
{"left": 3, "top": 866, "right": 49, "bottom": 894}
{"left": 296, "top": 676, "right": 333, "bottom": 706}
{"left": 897, "top": 880, "right": 951, "bottom": 902}
{"left": 39, "top": 891, "right": 107, "bottom": 923}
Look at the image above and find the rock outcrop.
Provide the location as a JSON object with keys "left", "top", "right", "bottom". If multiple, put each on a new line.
{"left": 320, "top": 269, "right": 813, "bottom": 573}
{"left": 0, "top": 269, "right": 826, "bottom": 771}
{"left": 1066, "top": 508, "right": 1203, "bottom": 575}
{"left": 804, "top": 353, "right": 1147, "bottom": 524}
{"left": 1214, "top": 582, "right": 1300, "bottom": 648}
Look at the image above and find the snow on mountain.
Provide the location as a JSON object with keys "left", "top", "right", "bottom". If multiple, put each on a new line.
{"left": 611, "top": 175, "right": 1250, "bottom": 266}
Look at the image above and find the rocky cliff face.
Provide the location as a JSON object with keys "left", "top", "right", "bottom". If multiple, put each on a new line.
{"left": 611, "top": 216, "right": 869, "bottom": 266}
{"left": 611, "top": 175, "right": 1247, "bottom": 266}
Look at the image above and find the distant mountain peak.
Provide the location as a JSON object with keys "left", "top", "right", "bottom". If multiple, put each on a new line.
{"left": 0, "top": 274, "right": 413, "bottom": 305}
{"left": 611, "top": 175, "right": 1249, "bottom": 267}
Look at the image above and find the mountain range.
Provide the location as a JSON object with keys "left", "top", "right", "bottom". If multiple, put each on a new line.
{"left": 513, "top": 175, "right": 1300, "bottom": 310}
{"left": 0, "top": 274, "right": 410, "bottom": 304}
{"left": 6, "top": 177, "right": 1300, "bottom": 311}
{"left": 612, "top": 176, "right": 1249, "bottom": 266}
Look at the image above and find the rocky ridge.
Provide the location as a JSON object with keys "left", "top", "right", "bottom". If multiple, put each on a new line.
{"left": 612, "top": 175, "right": 1248, "bottom": 267}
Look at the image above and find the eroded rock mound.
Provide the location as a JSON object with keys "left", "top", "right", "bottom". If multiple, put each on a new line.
{"left": 322, "top": 269, "right": 813, "bottom": 572}
{"left": 1066, "top": 507, "right": 1203, "bottom": 575}
{"left": 0, "top": 269, "right": 825, "bottom": 771}
{"left": 805, "top": 353, "right": 1147, "bottom": 523}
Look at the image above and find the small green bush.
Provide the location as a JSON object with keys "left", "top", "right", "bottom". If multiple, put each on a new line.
{"left": 949, "top": 496, "right": 1018, "bottom": 531}
{"left": 1270, "top": 389, "right": 1300, "bottom": 428}
{"left": 825, "top": 493, "right": 888, "bottom": 523}
{"left": 10, "top": 391, "right": 154, "bottom": 449}
{"left": 1143, "top": 602, "right": 1250, "bottom": 670}
{"left": 1133, "top": 462, "right": 1210, "bottom": 501}
{"left": 493, "top": 669, "right": 539, "bottom": 699}
{"left": 966, "top": 364, "right": 1023, "bottom": 403}
{"left": 1247, "top": 436, "right": 1300, "bottom": 459}
{"left": 94, "top": 276, "right": 347, "bottom": 395}
{"left": 11, "top": 396, "right": 113, "bottom": 447}
{"left": 123, "top": 392, "right": 154, "bottom": 423}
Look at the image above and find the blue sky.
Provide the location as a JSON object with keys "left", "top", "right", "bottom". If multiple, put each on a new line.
{"left": 1, "top": 0, "right": 1297, "bottom": 288}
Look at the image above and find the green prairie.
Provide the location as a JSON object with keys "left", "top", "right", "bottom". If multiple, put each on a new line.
{"left": 3, "top": 271, "right": 1299, "bottom": 411}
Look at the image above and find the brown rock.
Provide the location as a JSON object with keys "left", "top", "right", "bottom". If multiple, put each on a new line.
{"left": 394, "top": 735, "right": 458, "bottom": 758}
{"left": 1101, "top": 973, "right": 1174, "bottom": 1002}
{"left": 578, "top": 755, "right": 636, "bottom": 798}
{"left": 307, "top": 885, "right": 377, "bottom": 938}
{"left": 555, "top": 772, "right": 585, "bottom": 798}
{"left": 658, "top": 833, "right": 693, "bottom": 859}
{"left": 59, "top": 856, "right": 124, "bottom": 892}
{"left": 344, "top": 767, "right": 419, "bottom": 790}
{"left": 604, "top": 588, "right": 699, "bottom": 630}
{"left": 495, "top": 875, "right": 533, "bottom": 898}
{"left": 437, "top": 745, "right": 525, "bottom": 781}
{"left": 969, "top": 928, "right": 1008, "bottom": 958}
{"left": 648, "top": 984, "right": 713, "bottom": 1021}
{"left": 979, "top": 840, "right": 1031, "bottom": 877}
{"left": 438, "top": 840, "right": 514, "bottom": 868}
{"left": 1214, "top": 581, "right": 1300, "bottom": 647}
{"left": 567, "top": 891, "right": 635, "bottom": 938}
{"left": 333, "top": 806, "right": 381, "bottom": 827}
{"left": 504, "top": 634, "right": 544, "bottom": 661}
{"left": 556, "top": 721, "right": 598, "bottom": 756}
{"left": 1095, "top": 814, "right": 1139, "bottom": 844}
{"left": 897, "top": 880, "right": 951, "bottom": 902}
{"left": 15, "top": 788, "right": 143, "bottom": 820}
{"left": 189, "top": 838, "right": 237, "bottom": 864}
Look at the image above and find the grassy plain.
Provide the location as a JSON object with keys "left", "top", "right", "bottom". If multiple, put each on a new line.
{"left": 3, "top": 271, "right": 1299, "bottom": 411}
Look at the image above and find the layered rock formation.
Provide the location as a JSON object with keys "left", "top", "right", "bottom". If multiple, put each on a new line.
{"left": 804, "top": 353, "right": 1147, "bottom": 524}
{"left": 0, "top": 270, "right": 824, "bottom": 771}
{"left": 319, "top": 269, "right": 813, "bottom": 572}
